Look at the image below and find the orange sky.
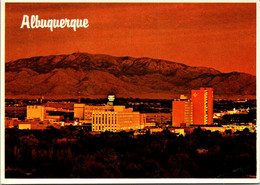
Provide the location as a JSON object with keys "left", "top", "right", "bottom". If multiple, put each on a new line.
{"left": 5, "top": 3, "right": 256, "bottom": 75}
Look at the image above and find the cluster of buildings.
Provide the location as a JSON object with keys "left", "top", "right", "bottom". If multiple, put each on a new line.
{"left": 74, "top": 101, "right": 146, "bottom": 132}
{"left": 5, "top": 102, "right": 74, "bottom": 129}
{"left": 5, "top": 88, "right": 256, "bottom": 135}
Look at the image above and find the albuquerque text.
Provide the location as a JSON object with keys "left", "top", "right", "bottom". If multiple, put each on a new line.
{"left": 20, "top": 15, "right": 89, "bottom": 32}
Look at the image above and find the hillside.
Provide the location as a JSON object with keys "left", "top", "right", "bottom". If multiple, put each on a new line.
{"left": 5, "top": 52, "right": 256, "bottom": 99}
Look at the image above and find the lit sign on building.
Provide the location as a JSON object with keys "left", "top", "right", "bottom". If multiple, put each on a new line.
{"left": 108, "top": 95, "right": 115, "bottom": 102}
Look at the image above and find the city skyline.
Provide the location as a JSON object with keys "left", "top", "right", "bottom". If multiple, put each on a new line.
{"left": 3, "top": 90, "right": 257, "bottom": 180}
{"left": 5, "top": 3, "right": 256, "bottom": 75}
{"left": 2, "top": 2, "right": 258, "bottom": 182}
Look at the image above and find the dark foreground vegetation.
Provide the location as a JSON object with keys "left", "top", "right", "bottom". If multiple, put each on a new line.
{"left": 5, "top": 127, "right": 256, "bottom": 178}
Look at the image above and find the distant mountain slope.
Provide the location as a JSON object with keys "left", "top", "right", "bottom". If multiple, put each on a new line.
{"left": 5, "top": 52, "right": 256, "bottom": 99}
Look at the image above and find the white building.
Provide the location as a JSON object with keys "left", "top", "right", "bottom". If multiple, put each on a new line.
{"left": 74, "top": 103, "right": 145, "bottom": 132}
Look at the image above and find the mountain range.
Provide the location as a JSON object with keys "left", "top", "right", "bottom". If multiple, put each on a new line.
{"left": 5, "top": 52, "right": 256, "bottom": 99}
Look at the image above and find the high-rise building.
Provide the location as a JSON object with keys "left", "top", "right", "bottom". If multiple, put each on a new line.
{"left": 191, "top": 87, "right": 213, "bottom": 125}
{"left": 172, "top": 96, "right": 193, "bottom": 127}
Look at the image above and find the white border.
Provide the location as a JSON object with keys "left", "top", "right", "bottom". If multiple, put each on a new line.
{"left": 1, "top": 0, "right": 259, "bottom": 184}
{"left": 1, "top": 0, "right": 5, "bottom": 184}
{"left": 0, "top": 0, "right": 258, "bottom": 2}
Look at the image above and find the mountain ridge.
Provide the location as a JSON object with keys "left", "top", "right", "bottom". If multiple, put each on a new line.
{"left": 5, "top": 52, "right": 256, "bottom": 99}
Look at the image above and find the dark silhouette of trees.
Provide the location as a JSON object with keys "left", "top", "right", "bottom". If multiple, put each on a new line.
{"left": 5, "top": 128, "right": 256, "bottom": 178}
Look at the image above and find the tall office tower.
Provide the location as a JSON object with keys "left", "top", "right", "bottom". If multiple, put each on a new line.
{"left": 172, "top": 96, "right": 193, "bottom": 127}
{"left": 191, "top": 87, "right": 213, "bottom": 125}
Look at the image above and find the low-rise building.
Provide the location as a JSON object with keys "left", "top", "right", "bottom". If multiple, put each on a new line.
{"left": 92, "top": 106, "right": 145, "bottom": 132}
{"left": 27, "top": 105, "right": 45, "bottom": 121}
{"left": 18, "top": 123, "right": 31, "bottom": 130}
{"left": 17, "top": 120, "right": 61, "bottom": 130}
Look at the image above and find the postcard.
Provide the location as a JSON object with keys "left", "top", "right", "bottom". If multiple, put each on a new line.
{"left": 1, "top": 0, "right": 259, "bottom": 184}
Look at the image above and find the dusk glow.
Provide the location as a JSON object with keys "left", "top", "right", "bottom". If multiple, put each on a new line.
{"left": 5, "top": 3, "right": 256, "bottom": 75}
{"left": 3, "top": 2, "right": 257, "bottom": 181}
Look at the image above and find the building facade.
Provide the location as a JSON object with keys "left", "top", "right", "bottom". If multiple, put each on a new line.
{"left": 74, "top": 104, "right": 145, "bottom": 132}
{"left": 74, "top": 103, "right": 86, "bottom": 120}
{"left": 172, "top": 88, "right": 213, "bottom": 127}
{"left": 172, "top": 99, "right": 193, "bottom": 127}
{"left": 92, "top": 110, "right": 118, "bottom": 132}
{"left": 191, "top": 87, "right": 213, "bottom": 125}
{"left": 85, "top": 105, "right": 113, "bottom": 123}
{"left": 27, "top": 105, "right": 45, "bottom": 121}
